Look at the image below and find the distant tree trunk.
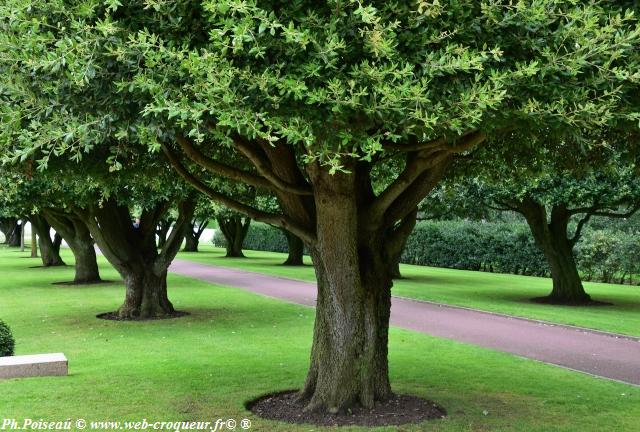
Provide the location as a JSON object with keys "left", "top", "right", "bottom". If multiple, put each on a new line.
{"left": 43, "top": 210, "right": 102, "bottom": 284}
{"left": 75, "top": 198, "right": 195, "bottom": 319}
{"left": 183, "top": 219, "right": 208, "bottom": 252}
{"left": 156, "top": 218, "right": 174, "bottom": 249}
{"left": 217, "top": 215, "right": 250, "bottom": 258}
{"left": 518, "top": 198, "right": 591, "bottom": 305}
{"left": 282, "top": 230, "right": 304, "bottom": 266}
{"left": 30, "top": 214, "right": 66, "bottom": 267}
{"left": 30, "top": 230, "right": 38, "bottom": 258}
{"left": 0, "top": 217, "right": 21, "bottom": 246}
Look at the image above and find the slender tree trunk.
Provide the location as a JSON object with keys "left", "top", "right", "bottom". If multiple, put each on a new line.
{"left": 519, "top": 200, "right": 591, "bottom": 304}
{"left": 217, "top": 216, "right": 250, "bottom": 258}
{"left": 30, "top": 215, "right": 66, "bottom": 267}
{"left": 30, "top": 230, "right": 38, "bottom": 258}
{"left": 282, "top": 230, "right": 304, "bottom": 266}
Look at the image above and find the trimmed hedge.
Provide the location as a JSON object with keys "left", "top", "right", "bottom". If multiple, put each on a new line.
{"left": 401, "top": 220, "right": 549, "bottom": 276}
{"left": 0, "top": 319, "right": 15, "bottom": 357}
{"left": 213, "top": 219, "right": 639, "bottom": 284}
{"left": 213, "top": 222, "right": 288, "bottom": 253}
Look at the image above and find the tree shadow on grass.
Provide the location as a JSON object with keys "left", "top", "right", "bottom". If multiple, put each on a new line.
{"left": 52, "top": 280, "right": 117, "bottom": 287}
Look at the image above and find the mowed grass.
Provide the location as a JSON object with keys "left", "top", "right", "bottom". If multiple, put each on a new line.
{"left": 180, "top": 246, "right": 640, "bottom": 337}
{"left": 1, "top": 245, "right": 640, "bottom": 432}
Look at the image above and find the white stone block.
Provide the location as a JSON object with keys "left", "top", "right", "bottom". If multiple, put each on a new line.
{"left": 0, "top": 353, "right": 68, "bottom": 379}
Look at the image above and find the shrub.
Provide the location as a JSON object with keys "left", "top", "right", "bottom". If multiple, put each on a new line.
{"left": 401, "top": 220, "right": 549, "bottom": 276}
{"left": 0, "top": 320, "right": 15, "bottom": 357}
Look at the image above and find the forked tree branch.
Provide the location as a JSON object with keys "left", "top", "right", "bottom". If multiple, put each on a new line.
{"left": 176, "top": 135, "right": 274, "bottom": 190}
{"left": 370, "top": 131, "right": 486, "bottom": 224}
{"left": 231, "top": 135, "right": 313, "bottom": 196}
{"left": 162, "top": 144, "right": 317, "bottom": 244}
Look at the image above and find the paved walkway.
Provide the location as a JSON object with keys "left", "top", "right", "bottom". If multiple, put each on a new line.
{"left": 170, "top": 259, "right": 640, "bottom": 386}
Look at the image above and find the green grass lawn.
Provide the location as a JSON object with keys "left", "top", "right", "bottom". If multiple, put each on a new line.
{"left": 2, "top": 245, "right": 640, "bottom": 431}
{"left": 179, "top": 246, "right": 640, "bottom": 337}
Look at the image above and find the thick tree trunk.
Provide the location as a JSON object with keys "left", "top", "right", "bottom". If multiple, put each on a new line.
{"left": 519, "top": 200, "right": 591, "bottom": 304}
{"left": 72, "top": 239, "right": 101, "bottom": 284}
{"left": 30, "top": 215, "right": 66, "bottom": 267}
{"left": 217, "top": 216, "right": 250, "bottom": 258}
{"left": 538, "top": 235, "right": 590, "bottom": 303}
{"left": 0, "top": 217, "right": 21, "bottom": 246}
{"left": 282, "top": 230, "right": 304, "bottom": 266}
{"left": 299, "top": 167, "right": 393, "bottom": 413}
{"left": 76, "top": 198, "right": 194, "bottom": 319}
{"left": 183, "top": 227, "right": 200, "bottom": 252}
{"left": 43, "top": 210, "right": 102, "bottom": 284}
{"left": 118, "top": 267, "right": 173, "bottom": 319}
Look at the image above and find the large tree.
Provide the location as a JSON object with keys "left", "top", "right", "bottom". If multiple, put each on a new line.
{"left": 2, "top": 0, "right": 640, "bottom": 413}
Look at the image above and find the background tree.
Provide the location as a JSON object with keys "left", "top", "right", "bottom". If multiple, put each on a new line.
{"left": 0, "top": 217, "right": 21, "bottom": 247}
{"left": 462, "top": 136, "right": 640, "bottom": 304}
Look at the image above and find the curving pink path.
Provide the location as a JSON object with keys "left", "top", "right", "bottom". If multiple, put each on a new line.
{"left": 170, "top": 259, "right": 640, "bottom": 387}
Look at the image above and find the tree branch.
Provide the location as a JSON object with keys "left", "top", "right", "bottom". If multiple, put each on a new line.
{"left": 162, "top": 144, "right": 316, "bottom": 244}
{"left": 232, "top": 135, "right": 313, "bottom": 196}
{"left": 569, "top": 212, "right": 593, "bottom": 246}
{"left": 592, "top": 204, "right": 640, "bottom": 219}
{"left": 176, "top": 135, "right": 274, "bottom": 191}
{"left": 370, "top": 131, "right": 486, "bottom": 224}
{"left": 381, "top": 130, "right": 485, "bottom": 154}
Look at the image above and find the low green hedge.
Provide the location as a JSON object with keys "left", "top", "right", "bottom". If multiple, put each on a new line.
{"left": 213, "top": 219, "right": 639, "bottom": 284}
{"left": 401, "top": 220, "right": 549, "bottom": 276}
{"left": 0, "top": 319, "right": 15, "bottom": 357}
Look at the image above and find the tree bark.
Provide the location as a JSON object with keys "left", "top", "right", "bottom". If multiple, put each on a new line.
{"left": 43, "top": 210, "right": 102, "bottom": 284}
{"left": 75, "top": 198, "right": 195, "bottom": 319}
{"left": 518, "top": 199, "right": 591, "bottom": 304}
{"left": 282, "top": 230, "right": 304, "bottom": 266}
{"left": 30, "top": 215, "right": 66, "bottom": 267}
{"left": 298, "top": 163, "right": 406, "bottom": 413}
{"left": 217, "top": 215, "right": 250, "bottom": 257}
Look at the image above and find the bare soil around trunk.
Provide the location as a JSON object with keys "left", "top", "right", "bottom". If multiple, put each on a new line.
{"left": 96, "top": 311, "right": 190, "bottom": 321}
{"left": 247, "top": 390, "right": 446, "bottom": 427}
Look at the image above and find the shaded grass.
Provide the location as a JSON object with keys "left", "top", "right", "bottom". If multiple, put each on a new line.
{"left": 1, "top": 245, "right": 640, "bottom": 431}
{"left": 179, "top": 246, "right": 640, "bottom": 337}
